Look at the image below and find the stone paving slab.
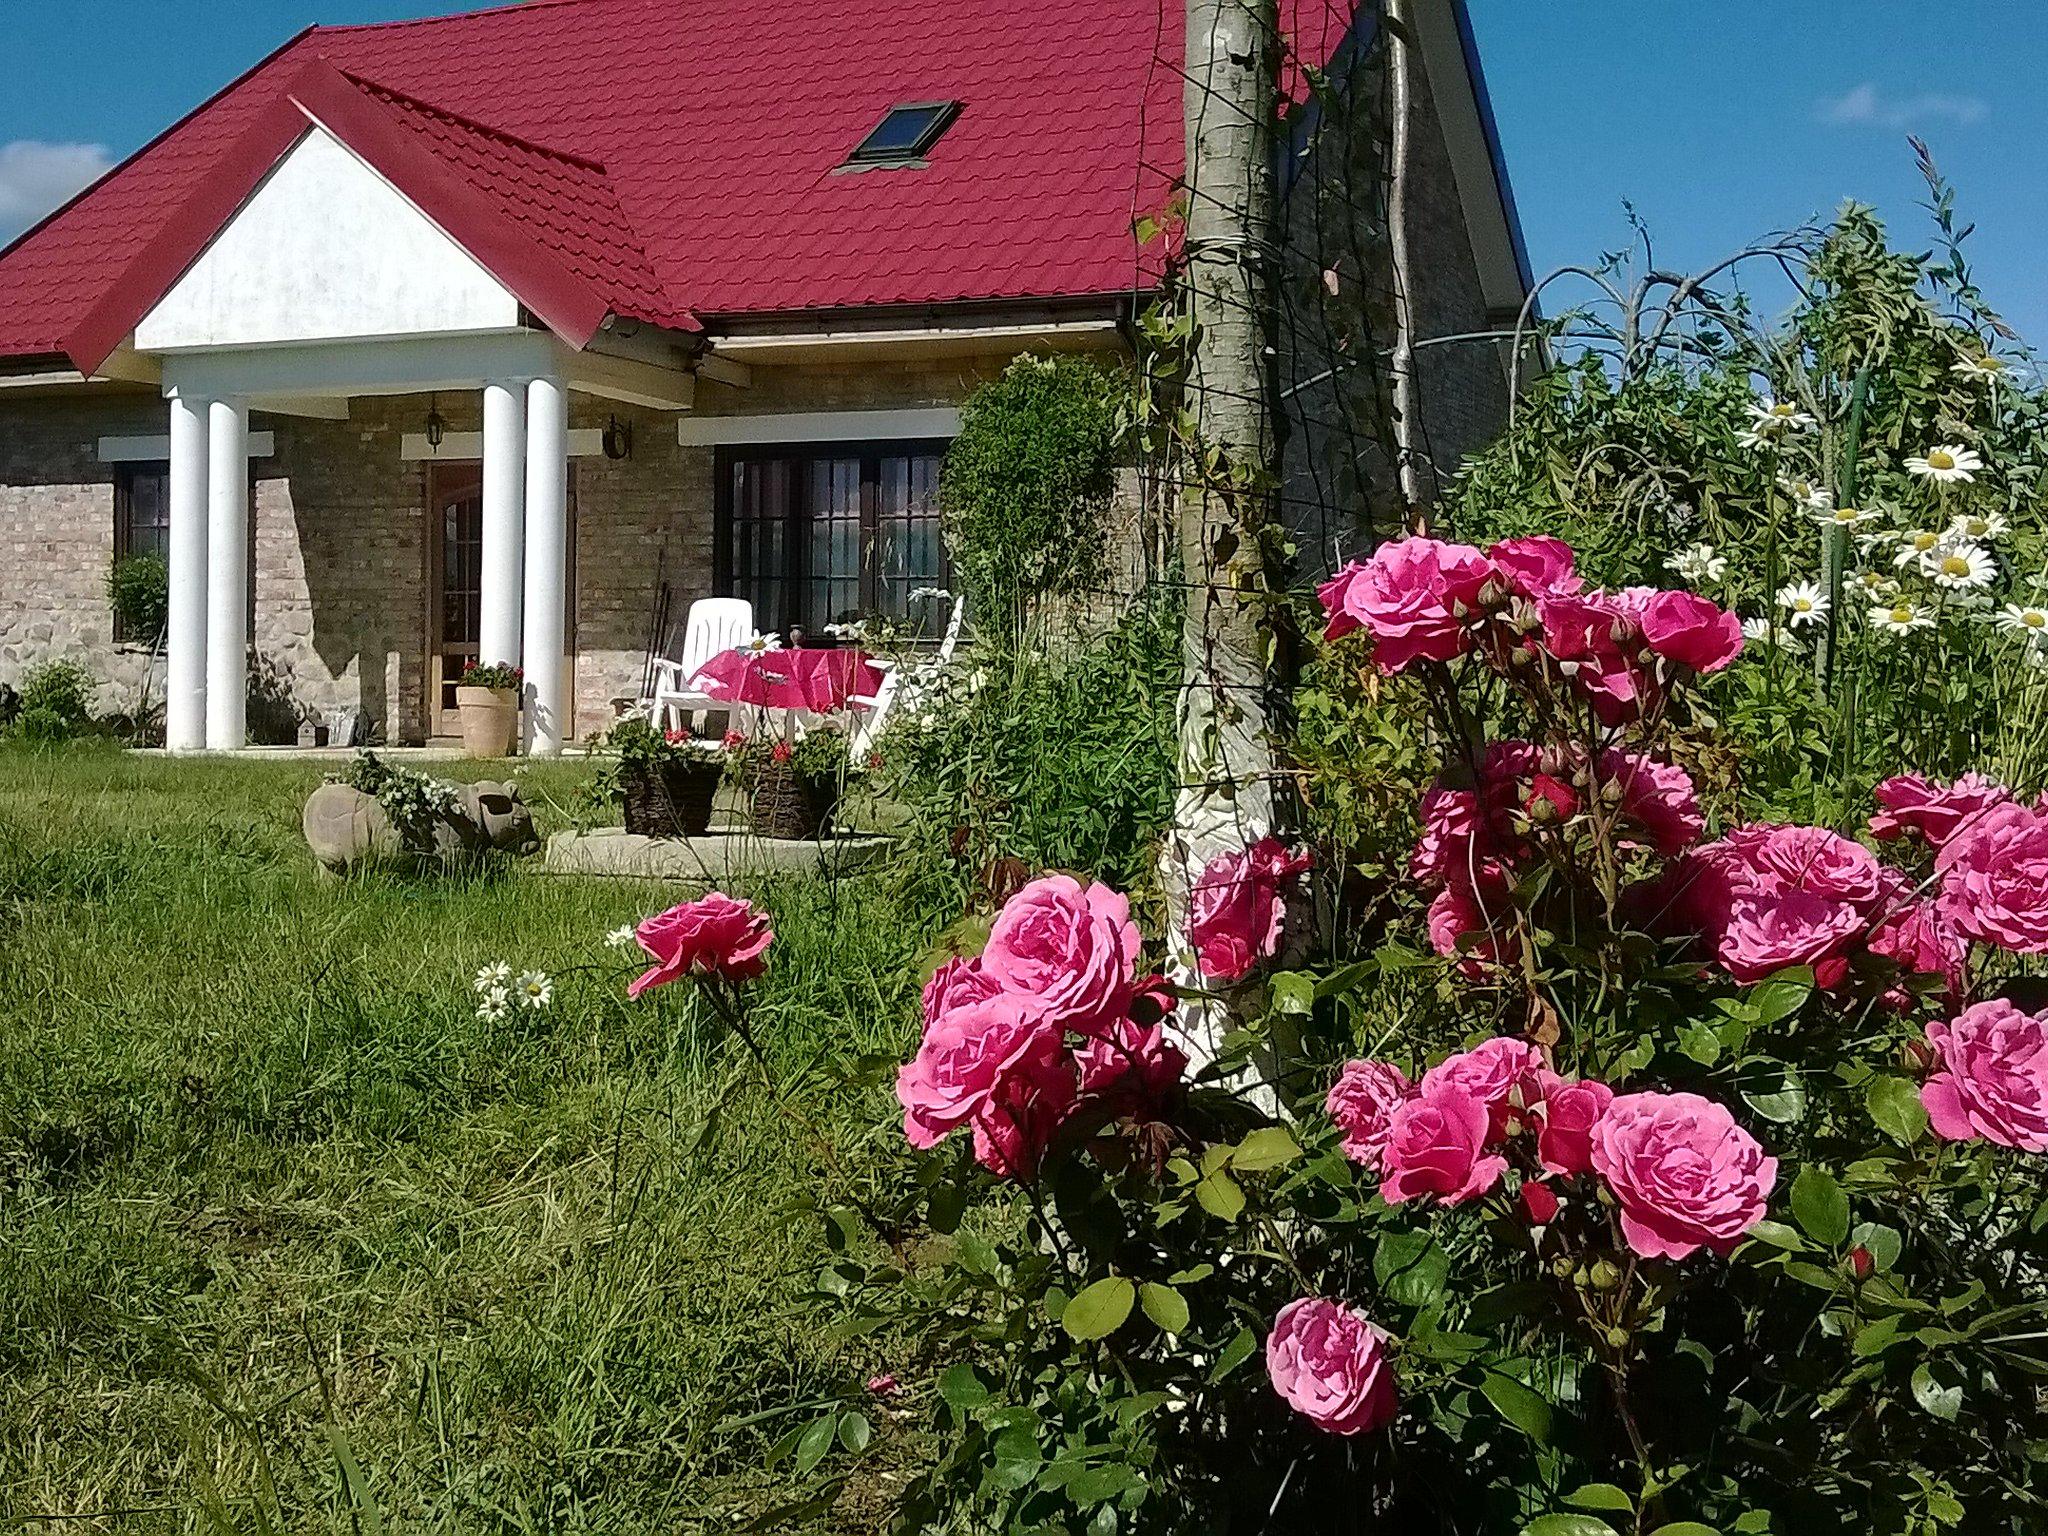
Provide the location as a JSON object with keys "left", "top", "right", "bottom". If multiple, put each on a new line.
{"left": 543, "top": 824, "right": 894, "bottom": 881}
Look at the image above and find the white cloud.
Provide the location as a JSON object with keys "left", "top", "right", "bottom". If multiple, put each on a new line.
{"left": 0, "top": 139, "right": 116, "bottom": 241}
{"left": 1817, "top": 82, "right": 1987, "bottom": 131}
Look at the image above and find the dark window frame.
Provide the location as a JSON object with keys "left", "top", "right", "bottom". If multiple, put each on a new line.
{"left": 845, "top": 101, "right": 962, "bottom": 165}
{"left": 110, "top": 459, "right": 259, "bottom": 646}
{"left": 713, "top": 439, "right": 950, "bottom": 638}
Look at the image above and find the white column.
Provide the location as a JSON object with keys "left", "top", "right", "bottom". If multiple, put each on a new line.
{"left": 164, "top": 393, "right": 210, "bottom": 753}
{"left": 478, "top": 379, "right": 526, "bottom": 671}
{"left": 520, "top": 373, "right": 569, "bottom": 757}
{"left": 204, "top": 398, "right": 249, "bottom": 750}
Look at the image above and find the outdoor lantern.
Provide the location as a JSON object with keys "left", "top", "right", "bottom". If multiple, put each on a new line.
{"left": 603, "top": 414, "right": 632, "bottom": 460}
{"left": 425, "top": 398, "right": 446, "bottom": 450}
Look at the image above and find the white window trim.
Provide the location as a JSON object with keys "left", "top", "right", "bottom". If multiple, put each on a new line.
{"left": 99, "top": 431, "right": 275, "bottom": 462}
{"left": 401, "top": 428, "right": 608, "bottom": 462}
{"left": 677, "top": 406, "right": 959, "bottom": 447}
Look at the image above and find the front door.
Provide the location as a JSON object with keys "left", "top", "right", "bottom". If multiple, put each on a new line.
{"left": 427, "top": 461, "right": 577, "bottom": 741}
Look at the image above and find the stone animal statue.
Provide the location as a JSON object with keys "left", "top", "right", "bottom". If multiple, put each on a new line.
{"left": 303, "top": 777, "right": 539, "bottom": 875}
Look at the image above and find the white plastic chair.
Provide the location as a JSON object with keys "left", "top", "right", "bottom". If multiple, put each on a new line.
{"left": 847, "top": 596, "right": 964, "bottom": 755}
{"left": 647, "top": 597, "right": 755, "bottom": 732}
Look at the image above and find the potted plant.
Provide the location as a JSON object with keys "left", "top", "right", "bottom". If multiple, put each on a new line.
{"left": 455, "top": 661, "right": 522, "bottom": 758}
{"left": 726, "top": 720, "right": 853, "bottom": 839}
{"left": 605, "top": 716, "right": 725, "bottom": 838}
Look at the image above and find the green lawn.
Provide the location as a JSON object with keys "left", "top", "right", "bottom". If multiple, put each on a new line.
{"left": 0, "top": 747, "right": 920, "bottom": 1533}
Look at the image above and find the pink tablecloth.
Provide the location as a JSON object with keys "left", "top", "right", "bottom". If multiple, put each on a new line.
{"left": 693, "top": 647, "right": 885, "bottom": 712}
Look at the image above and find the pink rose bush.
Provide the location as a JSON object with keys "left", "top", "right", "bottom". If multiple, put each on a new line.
{"left": 1588, "top": 1091, "right": 1778, "bottom": 1260}
{"left": 1265, "top": 1296, "right": 1399, "bottom": 1435}
{"left": 1921, "top": 999, "right": 2048, "bottom": 1151}
{"left": 1186, "top": 836, "right": 1313, "bottom": 981}
{"left": 896, "top": 875, "right": 1185, "bottom": 1179}
{"left": 628, "top": 891, "right": 774, "bottom": 996}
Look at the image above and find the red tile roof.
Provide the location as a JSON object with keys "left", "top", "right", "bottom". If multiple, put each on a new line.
{"left": 0, "top": 0, "right": 1364, "bottom": 365}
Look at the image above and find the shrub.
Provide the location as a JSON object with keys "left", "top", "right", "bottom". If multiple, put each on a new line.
{"left": 106, "top": 551, "right": 169, "bottom": 641}
{"left": 940, "top": 353, "right": 1124, "bottom": 636}
{"left": 457, "top": 661, "right": 524, "bottom": 691}
{"left": 16, "top": 659, "right": 96, "bottom": 734}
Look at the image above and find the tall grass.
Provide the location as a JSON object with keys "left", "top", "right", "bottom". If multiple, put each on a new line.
{"left": 0, "top": 747, "right": 921, "bottom": 1532}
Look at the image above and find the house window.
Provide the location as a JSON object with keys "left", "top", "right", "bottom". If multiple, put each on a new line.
{"left": 846, "top": 101, "right": 961, "bottom": 166}
{"left": 715, "top": 442, "right": 949, "bottom": 638}
{"left": 112, "top": 461, "right": 171, "bottom": 641}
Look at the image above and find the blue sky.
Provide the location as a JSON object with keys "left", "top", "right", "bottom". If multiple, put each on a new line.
{"left": 3, "top": 2, "right": 2045, "bottom": 340}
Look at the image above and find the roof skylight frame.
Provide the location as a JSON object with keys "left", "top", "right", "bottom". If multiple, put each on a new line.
{"left": 844, "top": 100, "right": 962, "bottom": 167}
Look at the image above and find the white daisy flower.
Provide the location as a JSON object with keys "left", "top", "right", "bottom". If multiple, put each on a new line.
{"left": 1851, "top": 567, "right": 1898, "bottom": 600}
{"left": 741, "top": 631, "right": 785, "bottom": 654}
{"left": 1948, "top": 510, "right": 2009, "bottom": 543}
{"left": 1950, "top": 354, "right": 2006, "bottom": 382}
{"left": 1869, "top": 601, "right": 1934, "bottom": 636}
{"left": 1815, "top": 505, "right": 1882, "bottom": 531}
{"left": 1892, "top": 529, "right": 1946, "bottom": 569}
{"left": 1996, "top": 603, "right": 2048, "bottom": 638}
{"left": 515, "top": 970, "right": 554, "bottom": 1011}
{"left": 1905, "top": 444, "right": 1983, "bottom": 484}
{"left": 476, "top": 986, "right": 511, "bottom": 1022}
{"left": 1777, "top": 580, "right": 1831, "bottom": 628}
{"left": 1924, "top": 543, "right": 1995, "bottom": 590}
{"left": 1664, "top": 543, "right": 1728, "bottom": 584}
{"left": 1742, "top": 616, "right": 1807, "bottom": 653}
{"left": 1777, "top": 475, "right": 1834, "bottom": 511}
{"left": 473, "top": 961, "right": 513, "bottom": 995}
{"left": 605, "top": 924, "right": 638, "bottom": 951}
{"left": 1747, "top": 399, "right": 1814, "bottom": 432}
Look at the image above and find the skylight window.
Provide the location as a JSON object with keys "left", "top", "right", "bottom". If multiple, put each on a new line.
{"left": 846, "top": 101, "right": 961, "bottom": 166}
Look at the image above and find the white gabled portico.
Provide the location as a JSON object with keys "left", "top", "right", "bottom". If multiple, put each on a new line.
{"left": 116, "top": 96, "right": 695, "bottom": 754}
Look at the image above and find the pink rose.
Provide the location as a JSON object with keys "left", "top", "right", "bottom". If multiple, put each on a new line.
{"left": 1187, "top": 836, "right": 1312, "bottom": 981}
{"left": 921, "top": 955, "right": 1001, "bottom": 1031}
{"left": 1265, "top": 1297, "right": 1398, "bottom": 1436}
{"left": 1589, "top": 1090, "right": 1778, "bottom": 1260}
{"left": 1326, "top": 536, "right": 1498, "bottom": 672}
{"left": 1717, "top": 888, "right": 1866, "bottom": 986}
{"left": 1378, "top": 1083, "right": 1508, "bottom": 1205}
{"left": 895, "top": 993, "right": 1062, "bottom": 1148}
{"left": 1074, "top": 1015, "right": 1187, "bottom": 1111}
{"left": 1598, "top": 749, "right": 1704, "bottom": 855}
{"left": 1637, "top": 589, "right": 1743, "bottom": 673}
{"left": 628, "top": 892, "right": 775, "bottom": 996}
{"left": 1426, "top": 878, "right": 1520, "bottom": 976}
{"left": 1538, "top": 591, "right": 1660, "bottom": 726}
{"left": 1325, "top": 1059, "right": 1415, "bottom": 1169}
{"left": 1487, "top": 535, "right": 1581, "bottom": 599}
{"left": 981, "top": 874, "right": 1143, "bottom": 1032}
{"left": 1530, "top": 1071, "right": 1614, "bottom": 1176}
{"left": 1747, "top": 825, "right": 1884, "bottom": 909}
{"left": 1865, "top": 899, "right": 1966, "bottom": 1007}
{"left": 1937, "top": 800, "right": 2048, "bottom": 954}
{"left": 1871, "top": 771, "right": 2011, "bottom": 848}
{"left": 1411, "top": 785, "right": 1491, "bottom": 887}
{"left": 1921, "top": 999, "right": 2048, "bottom": 1151}
{"left": 970, "top": 1051, "right": 1080, "bottom": 1179}
{"left": 1418, "top": 1037, "right": 1543, "bottom": 1139}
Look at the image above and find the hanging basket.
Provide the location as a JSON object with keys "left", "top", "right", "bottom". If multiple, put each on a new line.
{"left": 621, "top": 758, "right": 722, "bottom": 838}
{"left": 743, "top": 761, "right": 841, "bottom": 840}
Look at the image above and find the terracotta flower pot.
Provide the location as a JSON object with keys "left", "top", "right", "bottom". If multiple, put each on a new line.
{"left": 456, "top": 685, "right": 519, "bottom": 758}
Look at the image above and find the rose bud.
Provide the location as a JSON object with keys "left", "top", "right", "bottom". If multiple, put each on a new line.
{"left": 1520, "top": 1180, "right": 1561, "bottom": 1225}
{"left": 1848, "top": 1246, "right": 1873, "bottom": 1281}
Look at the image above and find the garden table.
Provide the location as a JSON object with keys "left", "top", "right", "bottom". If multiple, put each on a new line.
{"left": 693, "top": 646, "right": 885, "bottom": 715}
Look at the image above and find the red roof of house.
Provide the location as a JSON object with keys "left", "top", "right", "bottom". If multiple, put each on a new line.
{"left": 0, "top": 0, "right": 1364, "bottom": 367}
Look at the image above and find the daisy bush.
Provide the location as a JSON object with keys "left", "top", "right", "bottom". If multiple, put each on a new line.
{"left": 777, "top": 524, "right": 2046, "bottom": 1534}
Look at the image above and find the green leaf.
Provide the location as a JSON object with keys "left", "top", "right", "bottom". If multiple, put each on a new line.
{"left": 837, "top": 1411, "right": 872, "bottom": 1452}
{"left": 1790, "top": 1165, "right": 1850, "bottom": 1247}
{"left": 1563, "top": 1483, "right": 1635, "bottom": 1513}
{"left": 1230, "top": 1126, "right": 1302, "bottom": 1172}
{"left": 1195, "top": 1170, "right": 1246, "bottom": 1221}
{"left": 1210, "top": 1325, "right": 1257, "bottom": 1382}
{"left": 1268, "top": 971, "right": 1315, "bottom": 1016}
{"left": 1748, "top": 970, "right": 1813, "bottom": 1024}
{"left": 1062, "top": 1276, "right": 1136, "bottom": 1342}
{"left": 1522, "top": 1517, "right": 1617, "bottom": 1536}
{"left": 1480, "top": 1371, "right": 1554, "bottom": 1444}
{"left": 794, "top": 1412, "right": 837, "bottom": 1475}
{"left": 1374, "top": 1229, "right": 1450, "bottom": 1308}
{"left": 1138, "top": 1282, "right": 1189, "bottom": 1335}
{"left": 1649, "top": 1525, "right": 1724, "bottom": 1536}
{"left": 937, "top": 1362, "right": 988, "bottom": 1413}
{"left": 1744, "top": 1219, "right": 1805, "bottom": 1252}
{"left": 1852, "top": 1313, "right": 1905, "bottom": 1357}
{"left": 1911, "top": 1361, "right": 1963, "bottom": 1420}
{"left": 1742, "top": 1064, "right": 1808, "bottom": 1124}
{"left": 1866, "top": 1076, "right": 1929, "bottom": 1145}
{"left": 1677, "top": 1022, "right": 1723, "bottom": 1066}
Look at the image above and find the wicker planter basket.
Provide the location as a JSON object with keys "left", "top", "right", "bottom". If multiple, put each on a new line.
{"left": 621, "top": 758, "right": 722, "bottom": 838}
{"left": 743, "top": 761, "right": 841, "bottom": 840}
